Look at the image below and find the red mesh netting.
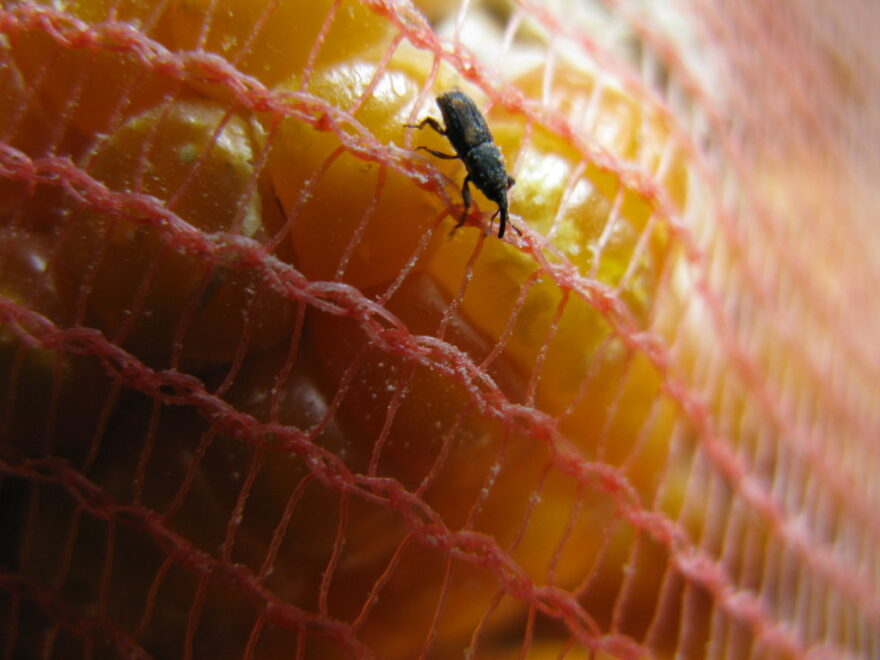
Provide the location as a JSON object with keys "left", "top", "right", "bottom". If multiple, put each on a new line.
{"left": 2, "top": 0, "right": 879, "bottom": 658}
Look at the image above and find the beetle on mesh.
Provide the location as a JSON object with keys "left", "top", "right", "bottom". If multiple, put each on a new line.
{"left": 407, "top": 90, "right": 516, "bottom": 238}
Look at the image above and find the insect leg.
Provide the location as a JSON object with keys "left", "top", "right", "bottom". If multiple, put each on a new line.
{"left": 405, "top": 117, "right": 446, "bottom": 136}
{"left": 415, "top": 146, "right": 459, "bottom": 159}
{"left": 454, "top": 175, "right": 473, "bottom": 231}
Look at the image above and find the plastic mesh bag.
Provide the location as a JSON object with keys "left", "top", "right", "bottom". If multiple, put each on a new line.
{"left": 1, "top": 0, "right": 879, "bottom": 657}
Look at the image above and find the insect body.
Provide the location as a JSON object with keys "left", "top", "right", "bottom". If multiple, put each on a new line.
{"left": 407, "top": 91, "right": 516, "bottom": 238}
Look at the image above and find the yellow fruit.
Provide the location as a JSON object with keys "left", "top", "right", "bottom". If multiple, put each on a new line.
{"left": 53, "top": 98, "right": 294, "bottom": 367}
{"left": 170, "top": 0, "right": 393, "bottom": 91}
{"left": 7, "top": 0, "right": 178, "bottom": 137}
{"left": 265, "top": 52, "right": 454, "bottom": 288}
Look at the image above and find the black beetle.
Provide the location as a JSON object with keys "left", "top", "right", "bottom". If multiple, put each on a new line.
{"left": 407, "top": 90, "right": 516, "bottom": 238}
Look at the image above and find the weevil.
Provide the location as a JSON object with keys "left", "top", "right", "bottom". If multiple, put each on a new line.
{"left": 407, "top": 90, "right": 516, "bottom": 238}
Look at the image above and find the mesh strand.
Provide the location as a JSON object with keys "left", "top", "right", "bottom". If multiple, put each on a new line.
{"left": 1, "top": 0, "right": 880, "bottom": 658}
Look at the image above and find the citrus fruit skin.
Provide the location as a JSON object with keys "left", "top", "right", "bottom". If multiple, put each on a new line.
{"left": 265, "top": 58, "right": 446, "bottom": 290}
{"left": 51, "top": 99, "right": 294, "bottom": 368}
{"left": 7, "top": 0, "right": 179, "bottom": 139}
{"left": 171, "top": 0, "right": 393, "bottom": 92}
